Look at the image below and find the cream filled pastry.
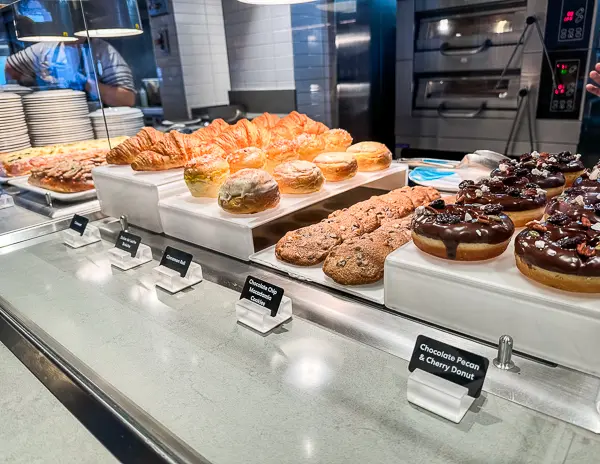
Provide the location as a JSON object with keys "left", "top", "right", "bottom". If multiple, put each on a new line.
{"left": 218, "top": 168, "right": 280, "bottom": 214}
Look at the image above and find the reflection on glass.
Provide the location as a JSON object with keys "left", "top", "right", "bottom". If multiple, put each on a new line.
{"left": 14, "top": 0, "right": 78, "bottom": 42}
{"left": 425, "top": 12, "right": 518, "bottom": 39}
{"left": 425, "top": 78, "right": 510, "bottom": 99}
{"left": 75, "top": 0, "right": 143, "bottom": 38}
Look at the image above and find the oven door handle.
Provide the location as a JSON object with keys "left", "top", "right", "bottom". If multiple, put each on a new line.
{"left": 439, "top": 39, "right": 492, "bottom": 56}
{"left": 437, "top": 102, "right": 486, "bottom": 118}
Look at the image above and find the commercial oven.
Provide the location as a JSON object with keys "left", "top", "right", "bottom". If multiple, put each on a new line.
{"left": 396, "top": 0, "right": 598, "bottom": 160}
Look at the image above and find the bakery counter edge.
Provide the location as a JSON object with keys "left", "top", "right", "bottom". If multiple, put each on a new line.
{"left": 0, "top": 220, "right": 600, "bottom": 460}
{"left": 0, "top": 331, "right": 118, "bottom": 463}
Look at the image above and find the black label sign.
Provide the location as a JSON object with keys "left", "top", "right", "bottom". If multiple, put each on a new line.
{"left": 409, "top": 335, "right": 489, "bottom": 398}
{"left": 69, "top": 214, "right": 89, "bottom": 236}
{"left": 159, "top": 246, "right": 192, "bottom": 278}
{"left": 115, "top": 231, "right": 142, "bottom": 258}
{"left": 240, "top": 276, "right": 284, "bottom": 317}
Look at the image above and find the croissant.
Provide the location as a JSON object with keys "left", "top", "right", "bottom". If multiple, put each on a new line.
{"left": 106, "top": 127, "right": 164, "bottom": 165}
{"left": 281, "top": 111, "right": 309, "bottom": 128}
{"left": 131, "top": 131, "right": 205, "bottom": 171}
{"left": 296, "top": 133, "right": 326, "bottom": 162}
{"left": 303, "top": 119, "right": 329, "bottom": 135}
{"left": 188, "top": 142, "right": 227, "bottom": 160}
{"left": 193, "top": 118, "right": 229, "bottom": 142}
{"left": 253, "top": 113, "right": 280, "bottom": 130}
{"left": 214, "top": 119, "right": 263, "bottom": 153}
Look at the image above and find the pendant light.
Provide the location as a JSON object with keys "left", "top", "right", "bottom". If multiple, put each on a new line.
{"left": 14, "top": 0, "right": 78, "bottom": 42}
{"left": 237, "top": 0, "right": 317, "bottom": 4}
{"left": 74, "top": 0, "right": 143, "bottom": 38}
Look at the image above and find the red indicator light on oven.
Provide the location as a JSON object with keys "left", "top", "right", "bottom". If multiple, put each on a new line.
{"left": 564, "top": 10, "right": 574, "bottom": 22}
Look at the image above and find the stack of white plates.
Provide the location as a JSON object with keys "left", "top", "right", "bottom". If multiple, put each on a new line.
{"left": 0, "top": 85, "right": 33, "bottom": 96}
{"left": 0, "top": 93, "right": 31, "bottom": 153}
{"left": 90, "top": 107, "right": 144, "bottom": 138}
{"left": 23, "top": 90, "right": 93, "bottom": 147}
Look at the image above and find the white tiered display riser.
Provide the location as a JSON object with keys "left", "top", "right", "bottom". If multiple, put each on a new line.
{"left": 159, "top": 165, "right": 408, "bottom": 261}
{"left": 385, "top": 240, "right": 600, "bottom": 377}
{"left": 92, "top": 166, "right": 188, "bottom": 233}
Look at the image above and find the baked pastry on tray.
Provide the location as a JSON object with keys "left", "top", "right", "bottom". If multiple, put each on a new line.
{"left": 227, "top": 147, "right": 267, "bottom": 173}
{"left": 107, "top": 127, "right": 164, "bottom": 165}
{"left": 273, "top": 160, "right": 325, "bottom": 194}
{"left": 321, "top": 129, "right": 353, "bottom": 152}
{"left": 218, "top": 168, "right": 280, "bottom": 214}
{"left": 313, "top": 152, "right": 357, "bottom": 182}
{"left": 28, "top": 153, "right": 107, "bottom": 193}
{"left": 184, "top": 153, "right": 230, "bottom": 198}
{"left": 346, "top": 141, "right": 392, "bottom": 172}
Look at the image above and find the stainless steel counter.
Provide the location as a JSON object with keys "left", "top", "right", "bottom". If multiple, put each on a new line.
{"left": 0, "top": 203, "right": 104, "bottom": 249}
{"left": 1, "top": 227, "right": 600, "bottom": 463}
{"left": 0, "top": 336, "right": 117, "bottom": 463}
{"left": 0, "top": 204, "right": 48, "bottom": 234}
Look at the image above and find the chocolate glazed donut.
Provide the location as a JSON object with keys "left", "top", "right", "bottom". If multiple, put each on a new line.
{"left": 490, "top": 160, "right": 565, "bottom": 198}
{"left": 412, "top": 200, "right": 515, "bottom": 261}
{"left": 545, "top": 188, "right": 600, "bottom": 224}
{"left": 572, "top": 165, "right": 600, "bottom": 192}
{"left": 456, "top": 177, "right": 546, "bottom": 227}
{"left": 515, "top": 215, "right": 600, "bottom": 293}
{"left": 521, "top": 151, "right": 585, "bottom": 187}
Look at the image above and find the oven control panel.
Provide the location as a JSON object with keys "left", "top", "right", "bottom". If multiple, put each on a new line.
{"left": 538, "top": 51, "right": 587, "bottom": 119}
{"left": 550, "top": 60, "right": 580, "bottom": 112}
{"left": 544, "top": 0, "right": 594, "bottom": 50}
{"left": 558, "top": 0, "right": 587, "bottom": 42}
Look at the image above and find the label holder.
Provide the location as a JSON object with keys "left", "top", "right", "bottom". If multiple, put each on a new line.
{"left": 407, "top": 369, "right": 475, "bottom": 423}
{"left": 236, "top": 296, "right": 292, "bottom": 334}
{"left": 63, "top": 224, "right": 101, "bottom": 248}
{"left": 152, "top": 261, "right": 203, "bottom": 293}
{"left": 108, "top": 244, "right": 152, "bottom": 270}
{"left": 0, "top": 194, "right": 14, "bottom": 210}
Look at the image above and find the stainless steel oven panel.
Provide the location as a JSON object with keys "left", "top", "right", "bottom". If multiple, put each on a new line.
{"left": 416, "top": 0, "right": 526, "bottom": 12}
{"left": 395, "top": 118, "right": 582, "bottom": 146}
{"left": 395, "top": 135, "right": 576, "bottom": 156}
{"left": 414, "top": 75, "right": 522, "bottom": 112}
{"left": 414, "top": 44, "right": 523, "bottom": 73}
{"left": 416, "top": 8, "right": 528, "bottom": 51}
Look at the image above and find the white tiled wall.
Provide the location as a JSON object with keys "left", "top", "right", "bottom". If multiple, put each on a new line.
{"left": 222, "top": 0, "right": 295, "bottom": 91}
{"left": 172, "top": 0, "right": 231, "bottom": 112}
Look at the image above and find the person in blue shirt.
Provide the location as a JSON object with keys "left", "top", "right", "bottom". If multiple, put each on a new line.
{"left": 5, "top": 38, "right": 135, "bottom": 107}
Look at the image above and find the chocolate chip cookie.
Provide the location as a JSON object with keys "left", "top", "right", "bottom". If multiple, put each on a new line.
{"left": 275, "top": 222, "right": 342, "bottom": 266}
{"left": 322, "top": 233, "right": 393, "bottom": 285}
{"left": 320, "top": 214, "right": 364, "bottom": 241}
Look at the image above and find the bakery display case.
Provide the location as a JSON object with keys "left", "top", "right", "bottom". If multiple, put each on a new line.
{"left": 0, "top": 0, "right": 139, "bottom": 245}
{"left": 4, "top": 0, "right": 600, "bottom": 462}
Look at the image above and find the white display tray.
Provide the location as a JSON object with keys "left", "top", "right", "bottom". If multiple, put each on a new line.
{"left": 92, "top": 165, "right": 188, "bottom": 233}
{"left": 158, "top": 165, "right": 408, "bottom": 261}
{"left": 385, "top": 240, "right": 600, "bottom": 377}
{"left": 251, "top": 245, "right": 384, "bottom": 304}
{"left": 7, "top": 177, "right": 97, "bottom": 202}
{"left": 0, "top": 174, "right": 27, "bottom": 184}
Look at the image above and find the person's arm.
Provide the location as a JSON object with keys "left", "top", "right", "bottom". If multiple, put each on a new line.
{"left": 5, "top": 44, "right": 42, "bottom": 85}
{"left": 586, "top": 62, "right": 600, "bottom": 96}
{"left": 86, "top": 80, "right": 135, "bottom": 106}
{"left": 93, "top": 40, "right": 136, "bottom": 107}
